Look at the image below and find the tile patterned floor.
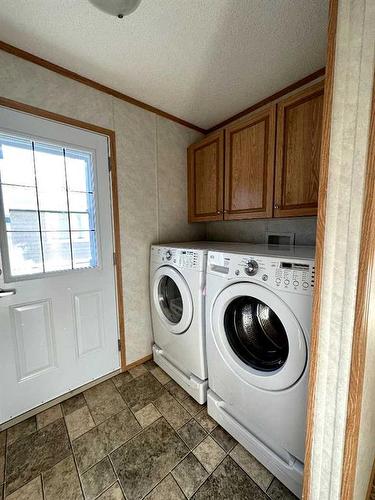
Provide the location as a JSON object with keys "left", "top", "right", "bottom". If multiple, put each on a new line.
{"left": 0, "top": 361, "right": 297, "bottom": 499}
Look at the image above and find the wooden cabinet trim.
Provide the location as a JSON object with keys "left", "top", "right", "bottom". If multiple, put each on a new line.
{"left": 224, "top": 105, "right": 276, "bottom": 220}
{"left": 187, "top": 130, "right": 224, "bottom": 222}
{"left": 274, "top": 81, "right": 325, "bottom": 217}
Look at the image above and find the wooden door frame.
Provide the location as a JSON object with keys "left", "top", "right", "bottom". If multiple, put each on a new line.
{"left": 302, "top": 0, "right": 338, "bottom": 495}
{"left": 340, "top": 76, "right": 375, "bottom": 499}
{"left": 0, "top": 96, "right": 127, "bottom": 370}
{"left": 303, "top": 0, "right": 375, "bottom": 497}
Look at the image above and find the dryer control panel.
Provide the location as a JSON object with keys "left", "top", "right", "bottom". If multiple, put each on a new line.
{"left": 151, "top": 246, "right": 203, "bottom": 271}
{"left": 208, "top": 252, "right": 315, "bottom": 295}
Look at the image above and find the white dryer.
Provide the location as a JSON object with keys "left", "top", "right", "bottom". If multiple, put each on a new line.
{"left": 150, "top": 242, "right": 231, "bottom": 403}
{"left": 205, "top": 244, "right": 315, "bottom": 498}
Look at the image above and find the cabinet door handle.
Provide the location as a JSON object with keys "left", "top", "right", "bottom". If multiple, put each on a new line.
{"left": 216, "top": 210, "right": 221, "bottom": 214}
{"left": 274, "top": 204, "right": 280, "bottom": 209}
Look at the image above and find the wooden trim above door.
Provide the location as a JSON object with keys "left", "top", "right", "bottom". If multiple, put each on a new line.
{"left": 302, "top": 0, "right": 338, "bottom": 497}
{"left": 0, "top": 96, "right": 127, "bottom": 371}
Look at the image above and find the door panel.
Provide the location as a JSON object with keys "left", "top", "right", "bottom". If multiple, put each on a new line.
{"left": 0, "top": 106, "right": 119, "bottom": 423}
{"left": 274, "top": 81, "right": 324, "bottom": 217}
{"left": 224, "top": 105, "right": 276, "bottom": 220}
{"left": 188, "top": 130, "right": 224, "bottom": 222}
{"left": 11, "top": 300, "right": 56, "bottom": 381}
{"left": 73, "top": 291, "right": 104, "bottom": 357}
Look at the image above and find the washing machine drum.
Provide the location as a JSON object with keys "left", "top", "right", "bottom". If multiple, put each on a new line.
{"left": 212, "top": 282, "right": 307, "bottom": 390}
{"left": 224, "top": 297, "right": 289, "bottom": 372}
{"left": 158, "top": 276, "right": 184, "bottom": 324}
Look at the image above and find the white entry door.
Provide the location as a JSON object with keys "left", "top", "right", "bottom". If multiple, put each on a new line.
{"left": 0, "top": 107, "right": 120, "bottom": 424}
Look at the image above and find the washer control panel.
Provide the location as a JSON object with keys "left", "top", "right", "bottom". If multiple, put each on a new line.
{"left": 151, "top": 246, "right": 202, "bottom": 270}
{"left": 208, "top": 252, "right": 315, "bottom": 295}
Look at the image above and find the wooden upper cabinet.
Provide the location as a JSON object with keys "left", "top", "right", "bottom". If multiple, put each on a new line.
{"left": 224, "top": 105, "right": 276, "bottom": 220}
{"left": 274, "top": 81, "right": 324, "bottom": 217}
{"left": 188, "top": 130, "right": 224, "bottom": 222}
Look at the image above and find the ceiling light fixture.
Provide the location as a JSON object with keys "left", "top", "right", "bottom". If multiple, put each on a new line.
{"left": 89, "top": 0, "right": 142, "bottom": 18}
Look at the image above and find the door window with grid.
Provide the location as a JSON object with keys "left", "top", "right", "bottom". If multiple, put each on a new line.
{"left": 0, "top": 133, "right": 98, "bottom": 279}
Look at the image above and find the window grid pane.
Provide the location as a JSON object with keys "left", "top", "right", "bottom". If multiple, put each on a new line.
{"left": 0, "top": 133, "right": 98, "bottom": 278}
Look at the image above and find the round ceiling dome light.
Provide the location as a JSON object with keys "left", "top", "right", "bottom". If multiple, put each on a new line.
{"left": 89, "top": 0, "right": 142, "bottom": 18}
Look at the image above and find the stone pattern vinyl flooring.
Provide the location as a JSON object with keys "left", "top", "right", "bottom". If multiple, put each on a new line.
{"left": 0, "top": 360, "right": 297, "bottom": 499}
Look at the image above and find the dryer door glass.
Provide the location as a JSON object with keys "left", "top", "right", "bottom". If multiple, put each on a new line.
{"left": 224, "top": 296, "right": 289, "bottom": 371}
{"left": 158, "top": 276, "right": 183, "bottom": 324}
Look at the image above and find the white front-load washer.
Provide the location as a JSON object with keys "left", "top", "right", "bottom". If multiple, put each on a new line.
{"left": 150, "top": 242, "right": 233, "bottom": 403}
{"left": 205, "top": 244, "right": 315, "bottom": 498}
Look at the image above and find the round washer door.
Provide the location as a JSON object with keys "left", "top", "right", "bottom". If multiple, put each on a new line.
{"left": 152, "top": 266, "right": 193, "bottom": 334}
{"left": 211, "top": 282, "right": 307, "bottom": 390}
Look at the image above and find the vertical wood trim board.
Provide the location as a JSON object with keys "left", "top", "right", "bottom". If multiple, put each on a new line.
{"left": 303, "top": 0, "right": 375, "bottom": 496}
{"left": 108, "top": 133, "right": 127, "bottom": 370}
{"left": 341, "top": 79, "right": 375, "bottom": 500}
{"left": 366, "top": 458, "right": 375, "bottom": 500}
{"left": 302, "top": 0, "right": 338, "bottom": 497}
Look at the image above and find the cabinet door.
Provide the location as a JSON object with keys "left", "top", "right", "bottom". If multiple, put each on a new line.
{"left": 274, "top": 81, "right": 324, "bottom": 217}
{"left": 224, "top": 106, "right": 276, "bottom": 220}
{"left": 188, "top": 130, "right": 224, "bottom": 222}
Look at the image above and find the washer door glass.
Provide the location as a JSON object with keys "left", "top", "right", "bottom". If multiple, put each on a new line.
{"left": 158, "top": 276, "right": 183, "bottom": 324}
{"left": 224, "top": 296, "right": 289, "bottom": 371}
{"left": 152, "top": 266, "right": 193, "bottom": 335}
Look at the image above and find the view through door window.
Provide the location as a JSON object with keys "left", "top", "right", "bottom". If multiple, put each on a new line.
{"left": 0, "top": 133, "right": 98, "bottom": 279}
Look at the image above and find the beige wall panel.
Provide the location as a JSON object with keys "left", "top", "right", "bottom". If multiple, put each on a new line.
{"left": 156, "top": 116, "right": 205, "bottom": 243}
{"left": 113, "top": 101, "right": 158, "bottom": 364}
{"left": 0, "top": 51, "right": 113, "bottom": 129}
{"left": 206, "top": 217, "right": 317, "bottom": 246}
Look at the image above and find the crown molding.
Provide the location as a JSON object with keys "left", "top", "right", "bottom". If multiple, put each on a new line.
{"left": 0, "top": 40, "right": 206, "bottom": 134}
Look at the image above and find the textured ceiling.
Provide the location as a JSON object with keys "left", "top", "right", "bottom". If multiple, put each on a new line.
{"left": 0, "top": 0, "right": 328, "bottom": 129}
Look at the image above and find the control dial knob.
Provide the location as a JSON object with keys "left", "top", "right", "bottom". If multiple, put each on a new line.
{"left": 165, "top": 250, "right": 172, "bottom": 261}
{"left": 244, "top": 260, "right": 259, "bottom": 276}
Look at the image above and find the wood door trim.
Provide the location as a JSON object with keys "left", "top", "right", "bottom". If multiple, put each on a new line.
{"left": 302, "top": 0, "right": 338, "bottom": 497}
{"left": 125, "top": 354, "right": 153, "bottom": 371}
{"left": 188, "top": 130, "right": 224, "bottom": 222}
{"left": 0, "top": 96, "right": 127, "bottom": 370}
{"left": 274, "top": 81, "right": 325, "bottom": 218}
{"left": 224, "top": 105, "right": 276, "bottom": 220}
{"left": 366, "top": 458, "right": 375, "bottom": 500}
{"left": 0, "top": 40, "right": 205, "bottom": 134}
{"left": 208, "top": 68, "right": 325, "bottom": 133}
{"left": 341, "top": 77, "right": 375, "bottom": 500}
